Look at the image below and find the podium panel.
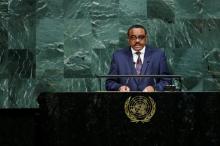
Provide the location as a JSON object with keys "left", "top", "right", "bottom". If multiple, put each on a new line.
{"left": 37, "top": 92, "right": 220, "bottom": 146}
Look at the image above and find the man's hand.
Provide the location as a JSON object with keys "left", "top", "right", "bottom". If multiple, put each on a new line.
{"left": 119, "top": 85, "right": 130, "bottom": 92}
{"left": 143, "top": 85, "right": 155, "bottom": 92}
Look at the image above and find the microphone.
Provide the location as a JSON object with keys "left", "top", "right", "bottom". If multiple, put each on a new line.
{"left": 134, "top": 61, "right": 150, "bottom": 64}
{"left": 125, "top": 78, "right": 130, "bottom": 85}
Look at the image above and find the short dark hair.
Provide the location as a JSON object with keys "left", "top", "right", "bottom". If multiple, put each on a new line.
{"left": 127, "top": 24, "right": 147, "bottom": 36}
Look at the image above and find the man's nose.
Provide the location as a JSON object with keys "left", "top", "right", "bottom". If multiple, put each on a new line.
{"left": 135, "top": 38, "right": 141, "bottom": 42}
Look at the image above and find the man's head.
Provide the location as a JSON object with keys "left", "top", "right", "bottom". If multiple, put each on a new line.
{"left": 127, "top": 24, "right": 147, "bottom": 51}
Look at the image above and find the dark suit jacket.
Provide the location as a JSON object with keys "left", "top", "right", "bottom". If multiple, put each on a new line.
{"left": 105, "top": 45, "right": 171, "bottom": 91}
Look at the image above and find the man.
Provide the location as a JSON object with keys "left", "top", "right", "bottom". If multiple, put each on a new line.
{"left": 105, "top": 24, "right": 171, "bottom": 92}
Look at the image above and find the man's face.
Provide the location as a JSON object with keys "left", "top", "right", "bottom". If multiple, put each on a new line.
{"left": 128, "top": 28, "right": 147, "bottom": 51}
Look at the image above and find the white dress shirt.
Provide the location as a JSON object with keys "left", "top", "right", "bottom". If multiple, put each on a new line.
{"left": 131, "top": 46, "right": 146, "bottom": 68}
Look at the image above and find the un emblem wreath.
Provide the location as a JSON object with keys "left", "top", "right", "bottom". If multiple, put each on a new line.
{"left": 124, "top": 96, "right": 156, "bottom": 123}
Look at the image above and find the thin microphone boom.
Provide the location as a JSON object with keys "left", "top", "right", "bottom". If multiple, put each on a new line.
{"left": 96, "top": 74, "right": 183, "bottom": 91}
{"left": 98, "top": 75, "right": 182, "bottom": 78}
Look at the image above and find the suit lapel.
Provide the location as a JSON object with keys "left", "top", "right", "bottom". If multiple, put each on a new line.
{"left": 125, "top": 47, "right": 138, "bottom": 84}
{"left": 126, "top": 48, "right": 137, "bottom": 75}
{"left": 140, "top": 47, "right": 152, "bottom": 75}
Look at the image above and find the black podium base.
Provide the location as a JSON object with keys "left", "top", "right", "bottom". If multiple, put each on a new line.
{"left": 36, "top": 92, "right": 220, "bottom": 146}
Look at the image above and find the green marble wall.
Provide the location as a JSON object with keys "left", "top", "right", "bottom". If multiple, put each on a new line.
{"left": 0, "top": 0, "right": 220, "bottom": 108}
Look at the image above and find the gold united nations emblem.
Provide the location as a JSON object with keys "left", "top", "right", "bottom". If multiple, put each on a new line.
{"left": 124, "top": 96, "right": 156, "bottom": 123}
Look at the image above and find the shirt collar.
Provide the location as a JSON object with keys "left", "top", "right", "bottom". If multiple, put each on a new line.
{"left": 131, "top": 46, "right": 146, "bottom": 55}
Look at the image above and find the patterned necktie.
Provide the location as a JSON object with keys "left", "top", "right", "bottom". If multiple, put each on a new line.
{"left": 135, "top": 51, "right": 142, "bottom": 75}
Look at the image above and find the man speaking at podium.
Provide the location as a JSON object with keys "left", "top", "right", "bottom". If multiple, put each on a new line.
{"left": 105, "top": 24, "right": 171, "bottom": 92}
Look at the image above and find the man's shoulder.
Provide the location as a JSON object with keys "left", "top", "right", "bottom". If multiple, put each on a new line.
{"left": 113, "top": 47, "right": 130, "bottom": 55}
{"left": 147, "top": 46, "right": 164, "bottom": 54}
{"left": 147, "top": 45, "right": 162, "bottom": 51}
